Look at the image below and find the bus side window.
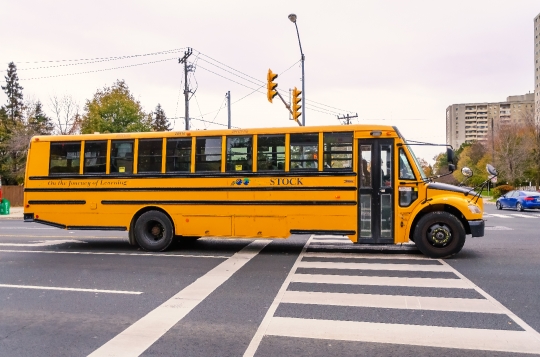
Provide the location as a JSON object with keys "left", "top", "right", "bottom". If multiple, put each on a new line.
{"left": 290, "top": 133, "right": 318, "bottom": 170}
{"left": 226, "top": 136, "right": 253, "bottom": 172}
{"left": 49, "top": 142, "right": 81, "bottom": 174}
{"left": 257, "top": 134, "right": 285, "bottom": 171}
{"left": 166, "top": 138, "right": 191, "bottom": 172}
{"left": 138, "top": 139, "right": 162, "bottom": 173}
{"left": 110, "top": 140, "right": 134, "bottom": 174}
{"left": 195, "top": 137, "right": 222, "bottom": 172}
{"left": 323, "top": 132, "right": 353, "bottom": 170}
{"left": 84, "top": 141, "right": 107, "bottom": 174}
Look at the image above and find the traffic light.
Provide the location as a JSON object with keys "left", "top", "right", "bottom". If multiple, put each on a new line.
{"left": 267, "top": 69, "right": 278, "bottom": 103}
{"left": 292, "top": 87, "right": 302, "bottom": 123}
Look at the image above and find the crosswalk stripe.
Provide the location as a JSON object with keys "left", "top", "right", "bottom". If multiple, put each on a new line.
{"left": 509, "top": 214, "right": 536, "bottom": 218}
{"left": 297, "top": 261, "right": 452, "bottom": 272}
{"left": 265, "top": 317, "right": 540, "bottom": 354}
{"left": 487, "top": 214, "right": 512, "bottom": 218}
{"left": 303, "top": 252, "right": 430, "bottom": 260}
{"left": 292, "top": 273, "right": 471, "bottom": 289}
{"left": 281, "top": 291, "right": 502, "bottom": 314}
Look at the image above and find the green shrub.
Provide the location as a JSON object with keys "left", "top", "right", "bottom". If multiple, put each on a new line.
{"left": 492, "top": 184, "right": 514, "bottom": 198}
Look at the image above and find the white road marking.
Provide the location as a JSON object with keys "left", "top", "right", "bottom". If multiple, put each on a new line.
{"left": 0, "top": 284, "right": 141, "bottom": 295}
{"left": 0, "top": 249, "right": 228, "bottom": 259}
{"left": 281, "top": 291, "right": 503, "bottom": 314}
{"left": 297, "top": 261, "right": 452, "bottom": 272}
{"left": 265, "top": 317, "right": 540, "bottom": 354}
{"left": 0, "top": 239, "right": 86, "bottom": 247}
{"left": 292, "top": 273, "right": 471, "bottom": 289}
{"left": 303, "top": 252, "right": 430, "bottom": 260}
{"left": 485, "top": 226, "right": 513, "bottom": 231}
{"left": 509, "top": 214, "right": 536, "bottom": 218}
{"left": 487, "top": 214, "right": 512, "bottom": 218}
{"left": 439, "top": 259, "right": 540, "bottom": 345}
{"left": 88, "top": 240, "right": 271, "bottom": 357}
{"left": 243, "top": 236, "right": 314, "bottom": 357}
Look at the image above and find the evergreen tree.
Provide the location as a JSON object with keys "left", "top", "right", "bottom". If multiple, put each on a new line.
{"left": 1, "top": 62, "right": 24, "bottom": 124}
{"left": 152, "top": 103, "right": 172, "bottom": 131}
{"left": 28, "top": 101, "right": 54, "bottom": 135}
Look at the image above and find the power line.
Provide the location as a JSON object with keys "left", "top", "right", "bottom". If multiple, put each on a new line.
{"left": 19, "top": 57, "right": 177, "bottom": 81}
{"left": 11, "top": 48, "right": 186, "bottom": 65}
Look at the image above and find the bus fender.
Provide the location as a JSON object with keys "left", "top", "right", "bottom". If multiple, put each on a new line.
{"left": 406, "top": 196, "right": 475, "bottom": 241}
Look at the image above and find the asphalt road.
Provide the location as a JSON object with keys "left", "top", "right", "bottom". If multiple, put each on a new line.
{"left": 1, "top": 204, "right": 540, "bottom": 356}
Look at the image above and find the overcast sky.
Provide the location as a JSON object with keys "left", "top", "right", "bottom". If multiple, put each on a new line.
{"left": 1, "top": 0, "right": 539, "bottom": 163}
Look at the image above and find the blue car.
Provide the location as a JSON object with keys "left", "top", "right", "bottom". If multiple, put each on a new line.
{"left": 496, "top": 190, "right": 540, "bottom": 211}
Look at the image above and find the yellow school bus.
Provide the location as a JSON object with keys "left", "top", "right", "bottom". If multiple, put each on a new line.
{"left": 23, "top": 124, "right": 484, "bottom": 257}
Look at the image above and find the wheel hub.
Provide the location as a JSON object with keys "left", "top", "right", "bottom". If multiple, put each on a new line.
{"left": 148, "top": 222, "right": 164, "bottom": 241}
{"left": 427, "top": 224, "right": 452, "bottom": 246}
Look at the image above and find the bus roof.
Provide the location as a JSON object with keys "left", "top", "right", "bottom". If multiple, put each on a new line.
{"left": 31, "top": 124, "right": 401, "bottom": 142}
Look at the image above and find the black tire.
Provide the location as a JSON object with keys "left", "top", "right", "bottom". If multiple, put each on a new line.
{"left": 413, "top": 211, "right": 466, "bottom": 259}
{"left": 516, "top": 203, "right": 524, "bottom": 212}
{"left": 134, "top": 211, "right": 174, "bottom": 252}
{"left": 496, "top": 201, "right": 502, "bottom": 210}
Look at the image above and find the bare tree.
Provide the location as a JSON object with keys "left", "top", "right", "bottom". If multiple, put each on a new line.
{"left": 493, "top": 120, "right": 532, "bottom": 186}
{"left": 49, "top": 95, "right": 80, "bottom": 135}
{"left": 522, "top": 107, "right": 540, "bottom": 190}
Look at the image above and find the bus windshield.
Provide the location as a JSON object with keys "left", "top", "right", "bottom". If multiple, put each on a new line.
{"left": 406, "top": 144, "right": 428, "bottom": 181}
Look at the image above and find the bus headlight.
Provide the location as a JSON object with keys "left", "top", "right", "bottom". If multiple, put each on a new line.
{"left": 468, "top": 204, "right": 481, "bottom": 214}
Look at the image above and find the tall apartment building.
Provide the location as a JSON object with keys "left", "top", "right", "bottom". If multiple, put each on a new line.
{"left": 446, "top": 94, "right": 534, "bottom": 149}
{"left": 534, "top": 14, "right": 540, "bottom": 121}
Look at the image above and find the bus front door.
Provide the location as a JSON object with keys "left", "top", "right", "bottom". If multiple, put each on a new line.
{"left": 357, "top": 139, "right": 394, "bottom": 243}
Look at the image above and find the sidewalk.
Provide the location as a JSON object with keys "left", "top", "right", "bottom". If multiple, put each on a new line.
{"left": 0, "top": 206, "right": 24, "bottom": 220}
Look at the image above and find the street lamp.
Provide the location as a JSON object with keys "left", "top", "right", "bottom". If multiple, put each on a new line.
{"left": 288, "top": 13, "right": 305, "bottom": 126}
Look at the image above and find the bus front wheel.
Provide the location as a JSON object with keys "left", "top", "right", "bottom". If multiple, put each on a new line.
{"left": 413, "top": 211, "right": 466, "bottom": 258}
{"left": 134, "top": 211, "right": 174, "bottom": 252}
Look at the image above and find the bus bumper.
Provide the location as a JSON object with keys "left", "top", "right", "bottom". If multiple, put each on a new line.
{"left": 469, "top": 219, "right": 485, "bottom": 237}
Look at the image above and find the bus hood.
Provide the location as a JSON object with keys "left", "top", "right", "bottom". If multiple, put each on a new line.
{"left": 427, "top": 182, "right": 477, "bottom": 196}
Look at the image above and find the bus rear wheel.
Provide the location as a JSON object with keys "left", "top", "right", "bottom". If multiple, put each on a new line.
{"left": 134, "top": 211, "right": 174, "bottom": 252}
{"left": 413, "top": 211, "right": 466, "bottom": 258}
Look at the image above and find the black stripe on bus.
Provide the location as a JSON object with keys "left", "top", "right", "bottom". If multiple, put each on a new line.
{"left": 67, "top": 226, "right": 127, "bottom": 231}
{"left": 28, "top": 200, "right": 86, "bottom": 205}
{"left": 29, "top": 171, "right": 357, "bottom": 180}
{"left": 25, "top": 186, "right": 357, "bottom": 193}
{"left": 34, "top": 219, "right": 66, "bottom": 229}
{"left": 101, "top": 200, "right": 357, "bottom": 206}
{"left": 290, "top": 230, "right": 356, "bottom": 235}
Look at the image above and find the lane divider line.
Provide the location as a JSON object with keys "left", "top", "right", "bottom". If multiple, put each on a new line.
{"left": 0, "top": 284, "right": 142, "bottom": 295}
{"left": 0, "top": 249, "right": 229, "bottom": 259}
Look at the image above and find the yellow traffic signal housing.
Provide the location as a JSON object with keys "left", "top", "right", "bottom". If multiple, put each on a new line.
{"left": 267, "top": 69, "right": 278, "bottom": 103}
{"left": 292, "top": 87, "right": 302, "bottom": 123}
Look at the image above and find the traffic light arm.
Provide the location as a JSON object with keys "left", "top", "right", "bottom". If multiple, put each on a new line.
{"left": 274, "top": 91, "right": 293, "bottom": 115}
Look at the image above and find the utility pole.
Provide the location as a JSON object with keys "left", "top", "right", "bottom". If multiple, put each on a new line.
{"left": 226, "top": 91, "right": 231, "bottom": 129}
{"left": 337, "top": 113, "right": 358, "bottom": 125}
{"left": 179, "top": 48, "right": 193, "bottom": 130}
